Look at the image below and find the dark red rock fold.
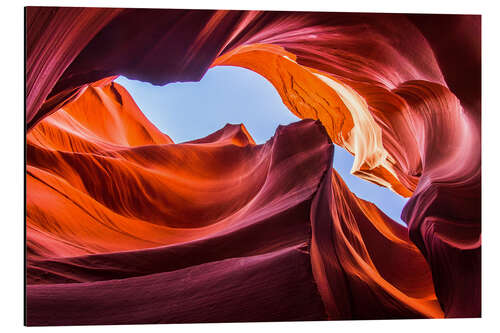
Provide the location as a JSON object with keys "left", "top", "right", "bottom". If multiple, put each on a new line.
{"left": 25, "top": 7, "right": 481, "bottom": 322}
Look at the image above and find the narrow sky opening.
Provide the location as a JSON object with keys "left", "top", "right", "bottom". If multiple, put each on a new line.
{"left": 115, "top": 66, "right": 408, "bottom": 224}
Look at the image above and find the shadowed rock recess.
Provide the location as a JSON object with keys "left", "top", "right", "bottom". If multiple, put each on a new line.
{"left": 25, "top": 7, "right": 481, "bottom": 325}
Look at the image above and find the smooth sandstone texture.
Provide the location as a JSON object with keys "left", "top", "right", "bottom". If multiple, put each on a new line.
{"left": 25, "top": 7, "right": 481, "bottom": 322}
{"left": 27, "top": 84, "right": 442, "bottom": 325}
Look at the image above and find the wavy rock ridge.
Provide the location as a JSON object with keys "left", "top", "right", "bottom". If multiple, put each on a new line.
{"left": 27, "top": 83, "right": 442, "bottom": 324}
{"left": 25, "top": 7, "right": 481, "bottom": 324}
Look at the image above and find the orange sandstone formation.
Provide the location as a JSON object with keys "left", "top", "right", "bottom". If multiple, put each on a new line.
{"left": 25, "top": 8, "right": 481, "bottom": 324}
{"left": 27, "top": 83, "right": 442, "bottom": 324}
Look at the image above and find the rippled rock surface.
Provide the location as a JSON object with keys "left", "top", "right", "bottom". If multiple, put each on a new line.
{"left": 25, "top": 8, "right": 481, "bottom": 325}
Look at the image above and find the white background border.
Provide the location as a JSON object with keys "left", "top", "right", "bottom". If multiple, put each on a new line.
{"left": 2, "top": 0, "right": 498, "bottom": 331}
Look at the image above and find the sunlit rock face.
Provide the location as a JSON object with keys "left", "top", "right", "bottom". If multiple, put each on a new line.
{"left": 26, "top": 84, "right": 442, "bottom": 324}
{"left": 25, "top": 7, "right": 481, "bottom": 324}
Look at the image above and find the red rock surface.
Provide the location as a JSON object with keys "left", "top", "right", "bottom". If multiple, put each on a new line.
{"left": 25, "top": 7, "right": 481, "bottom": 324}
{"left": 27, "top": 84, "right": 442, "bottom": 324}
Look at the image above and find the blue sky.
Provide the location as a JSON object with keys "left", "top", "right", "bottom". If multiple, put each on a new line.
{"left": 115, "top": 67, "right": 408, "bottom": 224}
